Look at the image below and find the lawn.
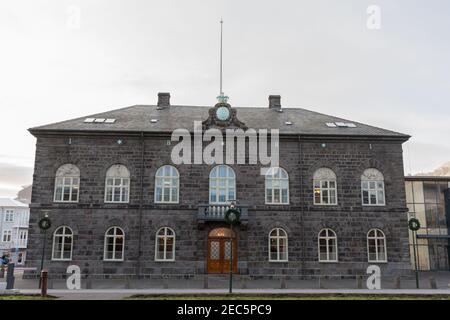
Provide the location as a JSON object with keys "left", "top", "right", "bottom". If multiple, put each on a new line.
{"left": 126, "top": 294, "right": 450, "bottom": 300}
{"left": 0, "top": 295, "right": 55, "bottom": 300}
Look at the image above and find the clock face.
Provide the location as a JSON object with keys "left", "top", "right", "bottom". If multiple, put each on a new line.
{"left": 216, "top": 106, "right": 230, "bottom": 121}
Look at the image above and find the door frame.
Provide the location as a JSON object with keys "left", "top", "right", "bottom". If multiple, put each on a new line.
{"left": 207, "top": 228, "right": 238, "bottom": 274}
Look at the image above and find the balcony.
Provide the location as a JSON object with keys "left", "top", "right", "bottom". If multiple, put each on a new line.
{"left": 197, "top": 204, "right": 248, "bottom": 230}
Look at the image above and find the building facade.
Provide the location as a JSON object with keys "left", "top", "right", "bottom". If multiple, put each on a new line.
{"left": 26, "top": 93, "right": 411, "bottom": 278}
{"left": 0, "top": 198, "right": 30, "bottom": 265}
{"left": 405, "top": 176, "right": 450, "bottom": 271}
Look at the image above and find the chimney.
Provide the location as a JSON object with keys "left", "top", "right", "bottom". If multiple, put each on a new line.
{"left": 269, "top": 95, "right": 281, "bottom": 109}
{"left": 157, "top": 92, "right": 170, "bottom": 108}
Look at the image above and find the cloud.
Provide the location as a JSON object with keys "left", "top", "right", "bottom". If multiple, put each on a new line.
{"left": 0, "top": 162, "right": 33, "bottom": 197}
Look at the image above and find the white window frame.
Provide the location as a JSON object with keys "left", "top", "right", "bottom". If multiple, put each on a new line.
{"left": 104, "top": 165, "right": 130, "bottom": 203}
{"left": 268, "top": 228, "right": 288, "bottom": 262}
{"left": 318, "top": 228, "right": 338, "bottom": 262}
{"left": 209, "top": 165, "right": 236, "bottom": 204}
{"left": 18, "top": 230, "right": 28, "bottom": 246}
{"left": 17, "top": 252, "right": 26, "bottom": 265}
{"left": 313, "top": 168, "right": 338, "bottom": 205}
{"left": 154, "top": 227, "right": 176, "bottom": 262}
{"left": 103, "top": 226, "right": 125, "bottom": 261}
{"left": 265, "top": 167, "right": 290, "bottom": 205}
{"left": 4, "top": 210, "right": 14, "bottom": 223}
{"left": 51, "top": 226, "right": 73, "bottom": 261}
{"left": 367, "top": 228, "right": 387, "bottom": 263}
{"left": 54, "top": 164, "right": 80, "bottom": 203}
{"left": 2, "top": 230, "right": 12, "bottom": 242}
{"left": 361, "top": 168, "right": 386, "bottom": 206}
{"left": 155, "top": 165, "right": 180, "bottom": 204}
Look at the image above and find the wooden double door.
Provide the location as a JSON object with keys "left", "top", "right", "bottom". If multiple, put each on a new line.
{"left": 207, "top": 228, "right": 238, "bottom": 274}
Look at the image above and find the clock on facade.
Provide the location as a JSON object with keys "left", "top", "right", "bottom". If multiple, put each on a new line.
{"left": 216, "top": 106, "right": 230, "bottom": 121}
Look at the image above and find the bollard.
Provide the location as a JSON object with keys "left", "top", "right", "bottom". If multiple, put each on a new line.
{"left": 280, "top": 277, "right": 286, "bottom": 289}
{"left": 203, "top": 275, "right": 209, "bottom": 289}
{"left": 125, "top": 277, "right": 131, "bottom": 289}
{"left": 318, "top": 276, "right": 325, "bottom": 289}
{"left": 6, "top": 263, "right": 15, "bottom": 290}
{"left": 429, "top": 277, "right": 437, "bottom": 289}
{"left": 41, "top": 269, "right": 48, "bottom": 297}
{"left": 356, "top": 275, "right": 363, "bottom": 289}
{"left": 394, "top": 276, "right": 401, "bottom": 289}
{"left": 85, "top": 277, "right": 92, "bottom": 289}
{"left": 241, "top": 276, "right": 247, "bottom": 289}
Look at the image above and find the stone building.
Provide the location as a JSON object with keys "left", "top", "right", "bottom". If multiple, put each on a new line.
{"left": 26, "top": 93, "right": 411, "bottom": 278}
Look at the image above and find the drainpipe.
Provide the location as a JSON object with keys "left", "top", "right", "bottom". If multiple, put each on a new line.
{"left": 136, "top": 132, "right": 145, "bottom": 276}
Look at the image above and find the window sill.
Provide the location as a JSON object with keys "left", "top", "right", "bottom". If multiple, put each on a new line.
{"left": 269, "top": 260, "right": 289, "bottom": 263}
{"left": 154, "top": 259, "right": 176, "bottom": 262}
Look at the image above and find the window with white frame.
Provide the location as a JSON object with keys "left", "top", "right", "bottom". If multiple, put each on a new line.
{"left": 269, "top": 228, "right": 288, "bottom": 262}
{"left": 19, "top": 230, "right": 28, "bottom": 246}
{"left": 2, "top": 230, "right": 12, "bottom": 242}
{"left": 318, "top": 228, "right": 338, "bottom": 262}
{"left": 361, "top": 168, "right": 385, "bottom": 205}
{"left": 265, "top": 167, "right": 289, "bottom": 204}
{"left": 104, "top": 227, "right": 124, "bottom": 261}
{"left": 155, "top": 165, "right": 179, "bottom": 203}
{"left": 17, "top": 252, "right": 26, "bottom": 265}
{"left": 367, "top": 228, "right": 387, "bottom": 262}
{"left": 209, "top": 165, "right": 236, "bottom": 204}
{"left": 4, "top": 210, "right": 14, "bottom": 222}
{"left": 52, "top": 226, "right": 73, "bottom": 260}
{"left": 155, "top": 227, "right": 175, "bottom": 261}
{"left": 54, "top": 164, "right": 80, "bottom": 202}
{"left": 313, "top": 168, "right": 338, "bottom": 205}
{"left": 105, "top": 165, "right": 130, "bottom": 203}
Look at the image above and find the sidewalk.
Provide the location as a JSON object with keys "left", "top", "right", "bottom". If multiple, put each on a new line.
{"left": 18, "top": 288, "right": 450, "bottom": 300}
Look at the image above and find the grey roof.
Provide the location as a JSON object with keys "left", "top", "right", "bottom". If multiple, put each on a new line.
{"left": 0, "top": 198, "right": 29, "bottom": 208}
{"left": 29, "top": 104, "right": 410, "bottom": 140}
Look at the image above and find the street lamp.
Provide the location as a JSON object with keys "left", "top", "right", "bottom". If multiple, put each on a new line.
{"left": 225, "top": 201, "right": 240, "bottom": 294}
{"left": 408, "top": 217, "right": 421, "bottom": 289}
{"left": 38, "top": 211, "right": 51, "bottom": 288}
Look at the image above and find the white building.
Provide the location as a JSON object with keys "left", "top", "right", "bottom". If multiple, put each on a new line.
{"left": 0, "top": 198, "right": 30, "bottom": 265}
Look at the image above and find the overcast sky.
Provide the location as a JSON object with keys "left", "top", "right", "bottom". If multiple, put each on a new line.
{"left": 1, "top": 0, "right": 449, "bottom": 197}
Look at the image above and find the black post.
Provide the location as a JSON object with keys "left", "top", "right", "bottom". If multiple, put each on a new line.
{"left": 412, "top": 230, "right": 420, "bottom": 289}
{"left": 39, "top": 229, "right": 47, "bottom": 289}
{"left": 229, "top": 223, "right": 233, "bottom": 294}
{"left": 6, "top": 263, "right": 15, "bottom": 289}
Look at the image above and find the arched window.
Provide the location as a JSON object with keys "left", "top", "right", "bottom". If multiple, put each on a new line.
{"left": 361, "top": 169, "right": 385, "bottom": 205}
{"left": 105, "top": 165, "right": 130, "bottom": 203}
{"left": 155, "top": 165, "right": 179, "bottom": 203}
{"left": 54, "top": 164, "right": 80, "bottom": 202}
{"left": 269, "top": 228, "right": 288, "bottom": 262}
{"left": 209, "top": 165, "right": 236, "bottom": 204}
{"left": 155, "top": 227, "right": 175, "bottom": 261}
{"left": 318, "top": 229, "right": 338, "bottom": 262}
{"left": 313, "top": 168, "right": 337, "bottom": 205}
{"left": 367, "top": 229, "right": 387, "bottom": 262}
{"left": 265, "top": 167, "right": 289, "bottom": 204}
{"left": 52, "top": 226, "right": 73, "bottom": 261}
{"left": 104, "top": 227, "right": 125, "bottom": 261}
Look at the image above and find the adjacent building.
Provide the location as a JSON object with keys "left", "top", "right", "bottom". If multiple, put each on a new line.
{"left": 26, "top": 93, "right": 412, "bottom": 278}
{"left": 405, "top": 176, "right": 450, "bottom": 271}
{"left": 0, "top": 198, "right": 30, "bottom": 265}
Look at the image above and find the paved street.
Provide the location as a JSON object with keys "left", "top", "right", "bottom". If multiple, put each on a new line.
{"left": 16, "top": 288, "right": 450, "bottom": 300}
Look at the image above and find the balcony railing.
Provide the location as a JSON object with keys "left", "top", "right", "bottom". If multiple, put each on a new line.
{"left": 197, "top": 204, "right": 248, "bottom": 229}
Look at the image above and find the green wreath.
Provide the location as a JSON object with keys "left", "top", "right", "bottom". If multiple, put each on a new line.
{"left": 408, "top": 218, "right": 421, "bottom": 231}
{"left": 225, "top": 208, "right": 241, "bottom": 225}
